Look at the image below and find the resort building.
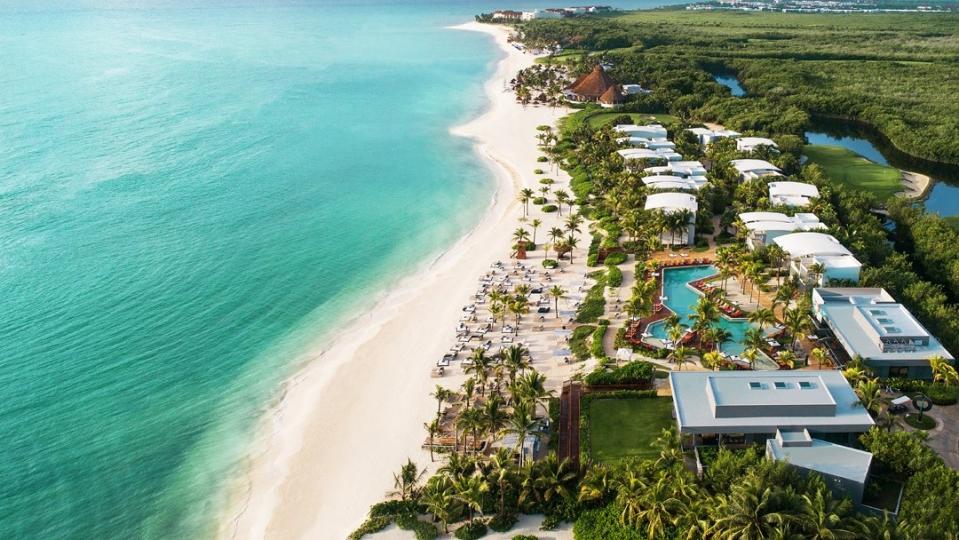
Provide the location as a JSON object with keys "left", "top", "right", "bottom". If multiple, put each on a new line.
{"left": 773, "top": 232, "right": 861, "bottom": 285}
{"left": 644, "top": 192, "right": 697, "bottom": 245}
{"left": 731, "top": 159, "right": 782, "bottom": 181}
{"left": 669, "top": 371, "right": 875, "bottom": 448}
{"left": 621, "top": 84, "right": 651, "bottom": 95}
{"left": 520, "top": 9, "right": 562, "bottom": 20}
{"left": 687, "top": 127, "right": 741, "bottom": 146}
{"left": 598, "top": 85, "right": 625, "bottom": 107}
{"left": 768, "top": 181, "right": 820, "bottom": 208}
{"left": 643, "top": 174, "right": 708, "bottom": 191}
{"left": 737, "top": 136, "right": 779, "bottom": 153}
{"left": 645, "top": 161, "right": 708, "bottom": 178}
{"left": 491, "top": 10, "right": 523, "bottom": 20}
{"left": 617, "top": 148, "right": 681, "bottom": 164}
{"left": 564, "top": 65, "right": 615, "bottom": 103}
{"left": 766, "top": 430, "right": 873, "bottom": 505}
{"left": 812, "top": 288, "right": 955, "bottom": 378}
{"left": 738, "top": 212, "right": 826, "bottom": 249}
{"left": 621, "top": 137, "right": 675, "bottom": 150}
{"left": 613, "top": 123, "right": 668, "bottom": 140}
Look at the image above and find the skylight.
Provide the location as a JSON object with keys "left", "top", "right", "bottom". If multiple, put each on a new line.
{"left": 774, "top": 381, "right": 788, "bottom": 389}
{"left": 798, "top": 381, "right": 813, "bottom": 389}
{"left": 749, "top": 382, "right": 762, "bottom": 390}
{"left": 884, "top": 326, "right": 901, "bottom": 334}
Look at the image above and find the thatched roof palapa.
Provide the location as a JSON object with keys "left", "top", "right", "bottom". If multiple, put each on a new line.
{"left": 567, "top": 65, "right": 616, "bottom": 99}
{"left": 599, "top": 85, "right": 625, "bottom": 105}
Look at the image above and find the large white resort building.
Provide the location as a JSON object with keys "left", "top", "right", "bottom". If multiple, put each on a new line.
{"left": 617, "top": 147, "right": 682, "bottom": 164}
{"left": 737, "top": 136, "right": 779, "bottom": 153}
{"left": 645, "top": 192, "right": 697, "bottom": 245}
{"left": 643, "top": 175, "right": 707, "bottom": 191}
{"left": 645, "top": 161, "right": 707, "bottom": 178}
{"left": 687, "top": 127, "right": 740, "bottom": 146}
{"left": 739, "top": 212, "right": 827, "bottom": 249}
{"left": 768, "top": 181, "right": 820, "bottom": 208}
{"left": 773, "top": 232, "right": 862, "bottom": 285}
{"left": 731, "top": 159, "right": 782, "bottom": 181}
{"left": 812, "top": 288, "right": 955, "bottom": 379}
{"left": 670, "top": 371, "right": 875, "bottom": 504}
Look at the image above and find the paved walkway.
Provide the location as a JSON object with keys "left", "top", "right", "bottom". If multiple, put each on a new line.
{"left": 917, "top": 403, "right": 959, "bottom": 470}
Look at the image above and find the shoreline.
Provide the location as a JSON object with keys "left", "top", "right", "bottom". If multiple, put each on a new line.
{"left": 216, "top": 22, "right": 570, "bottom": 539}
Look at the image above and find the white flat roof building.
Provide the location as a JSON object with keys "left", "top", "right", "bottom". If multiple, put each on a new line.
{"left": 769, "top": 181, "right": 820, "bottom": 208}
{"left": 617, "top": 147, "right": 680, "bottom": 164}
{"left": 621, "top": 84, "right": 650, "bottom": 95}
{"left": 766, "top": 429, "right": 873, "bottom": 504}
{"left": 645, "top": 192, "right": 698, "bottom": 245}
{"left": 613, "top": 123, "right": 668, "bottom": 140}
{"left": 813, "top": 288, "right": 954, "bottom": 378}
{"left": 669, "top": 371, "right": 875, "bottom": 435}
{"left": 643, "top": 174, "right": 707, "bottom": 191}
{"left": 620, "top": 137, "right": 675, "bottom": 150}
{"left": 687, "top": 127, "right": 741, "bottom": 146}
{"left": 520, "top": 9, "right": 562, "bottom": 20}
{"left": 731, "top": 159, "right": 782, "bottom": 181}
{"left": 739, "top": 212, "right": 826, "bottom": 249}
{"left": 645, "top": 161, "right": 707, "bottom": 178}
{"left": 737, "top": 136, "right": 779, "bottom": 153}
{"left": 774, "top": 232, "right": 861, "bottom": 285}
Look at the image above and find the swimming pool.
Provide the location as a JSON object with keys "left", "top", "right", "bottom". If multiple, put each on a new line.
{"left": 646, "top": 265, "right": 778, "bottom": 369}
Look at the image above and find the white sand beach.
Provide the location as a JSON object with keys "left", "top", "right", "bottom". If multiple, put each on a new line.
{"left": 218, "top": 22, "right": 575, "bottom": 540}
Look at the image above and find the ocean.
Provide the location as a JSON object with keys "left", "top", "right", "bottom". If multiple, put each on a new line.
{"left": 0, "top": 1, "right": 676, "bottom": 537}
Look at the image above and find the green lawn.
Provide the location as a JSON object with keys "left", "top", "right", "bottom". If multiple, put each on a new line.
{"left": 803, "top": 144, "right": 902, "bottom": 201}
{"left": 586, "top": 396, "right": 674, "bottom": 462}
{"left": 585, "top": 112, "right": 679, "bottom": 129}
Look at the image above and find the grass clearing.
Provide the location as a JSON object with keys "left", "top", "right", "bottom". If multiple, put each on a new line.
{"left": 804, "top": 144, "right": 902, "bottom": 201}
{"left": 586, "top": 396, "right": 674, "bottom": 462}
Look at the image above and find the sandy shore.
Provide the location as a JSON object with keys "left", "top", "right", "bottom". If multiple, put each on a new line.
{"left": 217, "top": 22, "right": 571, "bottom": 540}
{"left": 900, "top": 169, "right": 932, "bottom": 199}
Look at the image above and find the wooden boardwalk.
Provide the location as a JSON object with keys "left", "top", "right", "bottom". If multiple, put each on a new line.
{"left": 558, "top": 380, "right": 582, "bottom": 469}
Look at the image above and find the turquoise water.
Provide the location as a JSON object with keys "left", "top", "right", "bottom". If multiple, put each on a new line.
{"left": 648, "top": 265, "right": 755, "bottom": 355}
{"left": 0, "top": 1, "right": 683, "bottom": 537}
{"left": 714, "top": 74, "right": 746, "bottom": 97}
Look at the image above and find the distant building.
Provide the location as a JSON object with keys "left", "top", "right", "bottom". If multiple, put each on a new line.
{"left": 687, "top": 127, "right": 741, "bottom": 146}
{"left": 621, "top": 83, "right": 651, "bottom": 95}
{"left": 645, "top": 161, "right": 708, "bottom": 178}
{"left": 617, "top": 147, "right": 681, "bottom": 164}
{"left": 643, "top": 174, "right": 708, "bottom": 191}
{"left": 738, "top": 211, "right": 826, "bottom": 249}
{"left": 564, "top": 65, "right": 616, "bottom": 103}
{"left": 491, "top": 10, "right": 523, "bottom": 20}
{"left": 598, "top": 85, "right": 625, "bottom": 107}
{"left": 768, "top": 181, "right": 820, "bottom": 208}
{"left": 773, "top": 232, "right": 861, "bottom": 285}
{"left": 737, "top": 136, "right": 779, "bottom": 153}
{"left": 644, "top": 192, "right": 698, "bottom": 245}
{"left": 812, "top": 287, "right": 955, "bottom": 378}
{"left": 521, "top": 9, "right": 562, "bottom": 20}
{"left": 731, "top": 159, "right": 782, "bottom": 181}
{"left": 613, "top": 123, "right": 668, "bottom": 139}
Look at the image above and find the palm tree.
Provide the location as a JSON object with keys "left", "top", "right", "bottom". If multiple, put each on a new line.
{"left": 457, "top": 407, "right": 485, "bottom": 453}
{"left": 710, "top": 475, "right": 801, "bottom": 539}
{"left": 432, "top": 385, "right": 453, "bottom": 419}
{"left": 514, "top": 371, "right": 555, "bottom": 418}
{"left": 513, "top": 227, "right": 531, "bottom": 249}
{"left": 743, "top": 326, "right": 767, "bottom": 353}
{"left": 748, "top": 307, "right": 776, "bottom": 331}
{"left": 783, "top": 307, "right": 813, "bottom": 351}
{"left": 855, "top": 378, "right": 883, "bottom": 417}
{"left": 421, "top": 476, "right": 459, "bottom": 534}
{"left": 461, "top": 378, "right": 476, "bottom": 411}
{"left": 930, "top": 355, "right": 959, "bottom": 386}
{"left": 777, "top": 350, "right": 796, "bottom": 369}
{"left": 548, "top": 227, "right": 564, "bottom": 251}
{"left": 615, "top": 470, "right": 649, "bottom": 529}
{"left": 424, "top": 419, "right": 439, "bottom": 462}
{"left": 565, "top": 235, "right": 580, "bottom": 264}
{"left": 807, "top": 262, "right": 827, "bottom": 287}
{"left": 637, "top": 476, "right": 694, "bottom": 538}
{"left": 483, "top": 396, "right": 509, "bottom": 447}
{"left": 555, "top": 189, "right": 571, "bottom": 215}
{"left": 502, "top": 401, "right": 539, "bottom": 465}
{"left": 578, "top": 463, "right": 613, "bottom": 504}
{"left": 465, "top": 349, "right": 492, "bottom": 395}
{"left": 508, "top": 296, "right": 530, "bottom": 333}
{"left": 524, "top": 454, "right": 577, "bottom": 508}
{"left": 742, "top": 347, "right": 760, "bottom": 371}
{"left": 518, "top": 188, "right": 534, "bottom": 217}
{"left": 810, "top": 347, "right": 830, "bottom": 369}
{"left": 796, "top": 487, "right": 858, "bottom": 540}
{"left": 673, "top": 345, "right": 694, "bottom": 371}
{"left": 390, "top": 458, "right": 427, "bottom": 501}
{"left": 702, "top": 350, "right": 724, "bottom": 370}
{"left": 564, "top": 213, "right": 583, "bottom": 235}
{"left": 530, "top": 218, "right": 542, "bottom": 245}
{"left": 501, "top": 344, "right": 531, "bottom": 385}
{"left": 486, "top": 448, "right": 516, "bottom": 517}
{"left": 454, "top": 473, "right": 489, "bottom": 523}
{"left": 547, "top": 285, "right": 566, "bottom": 318}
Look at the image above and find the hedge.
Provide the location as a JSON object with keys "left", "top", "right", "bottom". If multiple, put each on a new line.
{"left": 542, "top": 259, "right": 558, "bottom": 269}
{"left": 590, "top": 324, "right": 608, "bottom": 359}
{"left": 573, "top": 503, "right": 644, "bottom": 540}
{"left": 570, "top": 325, "right": 596, "bottom": 361}
{"left": 396, "top": 514, "right": 439, "bottom": 540}
{"left": 604, "top": 252, "right": 627, "bottom": 266}
{"left": 606, "top": 265, "right": 623, "bottom": 287}
{"left": 542, "top": 204, "right": 558, "bottom": 213}
{"left": 584, "top": 361, "right": 655, "bottom": 387}
{"left": 537, "top": 156, "right": 548, "bottom": 162}
{"left": 575, "top": 271, "right": 607, "bottom": 323}
{"left": 883, "top": 377, "right": 959, "bottom": 405}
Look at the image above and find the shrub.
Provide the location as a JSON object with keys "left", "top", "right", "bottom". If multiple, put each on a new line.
{"left": 534, "top": 168, "right": 544, "bottom": 174}
{"left": 396, "top": 514, "right": 439, "bottom": 540}
{"left": 542, "top": 204, "right": 558, "bottom": 213}
{"left": 512, "top": 536, "right": 538, "bottom": 540}
{"left": 604, "top": 252, "right": 627, "bottom": 265}
{"left": 533, "top": 197, "right": 547, "bottom": 205}
{"left": 575, "top": 271, "right": 607, "bottom": 323}
{"left": 570, "top": 325, "right": 596, "bottom": 361}
{"left": 584, "top": 361, "right": 655, "bottom": 387}
{"left": 586, "top": 254, "right": 598, "bottom": 266}
{"left": 694, "top": 236, "right": 709, "bottom": 249}
{"left": 905, "top": 413, "right": 936, "bottom": 430}
{"left": 606, "top": 266, "right": 623, "bottom": 287}
{"left": 590, "top": 325, "right": 608, "bottom": 359}
{"left": 368, "top": 500, "right": 418, "bottom": 518}
{"left": 925, "top": 384, "right": 958, "bottom": 405}
{"left": 539, "top": 177, "right": 554, "bottom": 184}
{"left": 454, "top": 520, "right": 488, "bottom": 540}
{"left": 348, "top": 517, "right": 391, "bottom": 540}
{"left": 488, "top": 513, "right": 518, "bottom": 532}
{"left": 540, "top": 514, "right": 562, "bottom": 530}
{"left": 542, "top": 259, "right": 558, "bottom": 269}
{"left": 537, "top": 156, "right": 548, "bottom": 162}
{"left": 573, "top": 503, "right": 643, "bottom": 540}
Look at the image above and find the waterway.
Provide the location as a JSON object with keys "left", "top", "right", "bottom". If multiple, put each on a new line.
{"left": 714, "top": 74, "right": 746, "bottom": 97}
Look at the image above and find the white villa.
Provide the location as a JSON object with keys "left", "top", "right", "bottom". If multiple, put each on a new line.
{"left": 687, "top": 127, "right": 740, "bottom": 146}
{"left": 617, "top": 148, "right": 681, "bottom": 164}
{"left": 621, "top": 84, "right": 651, "bottom": 95}
{"left": 643, "top": 174, "right": 708, "bottom": 191}
{"left": 766, "top": 433, "right": 873, "bottom": 506}
{"left": 731, "top": 159, "right": 782, "bottom": 181}
{"left": 520, "top": 9, "right": 562, "bottom": 20}
{"left": 621, "top": 137, "right": 675, "bottom": 151}
{"left": 737, "top": 136, "right": 779, "bottom": 153}
{"left": 773, "top": 232, "right": 861, "bottom": 285}
{"left": 613, "top": 123, "right": 668, "bottom": 139}
{"left": 812, "top": 288, "right": 955, "bottom": 379}
{"left": 769, "top": 181, "right": 820, "bottom": 208}
{"left": 738, "top": 212, "right": 827, "bottom": 249}
{"left": 645, "top": 161, "right": 708, "bottom": 178}
{"left": 645, "top": 192, "right": 698, "bottom": 245}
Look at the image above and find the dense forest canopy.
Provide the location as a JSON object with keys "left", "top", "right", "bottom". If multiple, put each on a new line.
{"left": 520, "top": 11, "right": 959, "bottom": 164}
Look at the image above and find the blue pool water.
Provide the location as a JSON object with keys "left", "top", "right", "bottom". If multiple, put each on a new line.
{"left": 647, "top": 265, "right": 755, "bottom": 355}
{"left": 714, "top": 74, "right": 746, "bottom": 97}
